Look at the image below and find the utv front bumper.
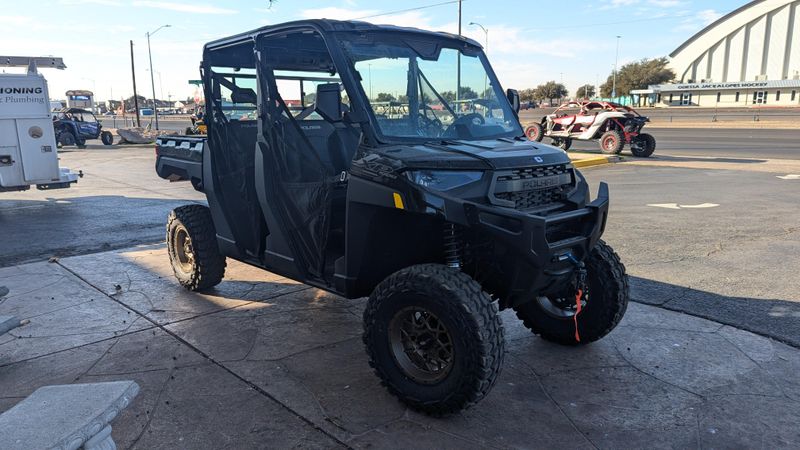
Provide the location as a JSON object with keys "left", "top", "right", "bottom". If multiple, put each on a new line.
{"left": 440, "top": 182, "right": 609, "bottom": 305}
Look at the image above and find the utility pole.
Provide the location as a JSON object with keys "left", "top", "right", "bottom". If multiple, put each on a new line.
{"left": 456, "top": 0, "right": 462, "bottom": 105}
{"left": 146, "top": 24, "right": 170, "bottom": 131}
{"left": 129, "top": 40, "right": 141, "bottom": 127}
{"left": 612, "top": 35, "right": 621, "bottom": 99}
{"left": 470, "top": 22, "right": 488, "bottom": 98}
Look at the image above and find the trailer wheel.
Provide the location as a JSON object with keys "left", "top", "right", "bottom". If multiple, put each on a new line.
{"left": 631, "top": 133, "right": 655, "bottom": 157}
{"left": 58, "top": 132, "right": 76, "bottom": 147}
{"left": 599, "top": 130, "right": 624, "bottom": 154}
{"left": 525, "top": 123, "right": 544, "bottom": 142}
{"left": 363, "top": 264, "right": 505, "bottom": 415}
{"left": 101, "top": 131, "right": 114, "bottom": 146}
{"left": 167, "top": 205, "right": 226, "bottom": 291}
{"left": 513, "top": 240, "right": 629, "bottom": 345}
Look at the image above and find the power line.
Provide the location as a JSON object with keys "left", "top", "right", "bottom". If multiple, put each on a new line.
{"left": 355, "top": 0, "right": 465, "bottom": 20}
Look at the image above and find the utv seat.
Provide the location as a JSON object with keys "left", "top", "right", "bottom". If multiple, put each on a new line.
{"left": 297, "top": 83, "right": 360, "bottom": 175}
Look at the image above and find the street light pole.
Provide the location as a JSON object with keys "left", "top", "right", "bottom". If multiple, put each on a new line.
{"left": 456, "top": 0, "right": 462, "bottom": 104}
{"left": 612, "top": 35, "right": 621, "bottom": 99}
{"left": 469, "top": 22, "right": 488, "bottom": 98}
{"left": 146, "top": 24, "right": 170, "bottom": 130}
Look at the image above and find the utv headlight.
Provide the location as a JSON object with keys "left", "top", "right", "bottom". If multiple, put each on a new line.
{"left": 407, "top": 170, "right": 484, "bottom": 191}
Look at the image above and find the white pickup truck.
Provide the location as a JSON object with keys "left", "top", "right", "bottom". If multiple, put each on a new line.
{"left": 0, "top": 56, "right": 81, "bottom": 192}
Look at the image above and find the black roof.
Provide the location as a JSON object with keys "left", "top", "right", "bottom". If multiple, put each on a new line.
{"left": 204, "top": 19, "right": 481, "bottom": 52}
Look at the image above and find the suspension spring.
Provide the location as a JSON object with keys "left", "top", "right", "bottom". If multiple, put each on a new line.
{"left": 443, "top": 222, "right": 463, "bottom": 269}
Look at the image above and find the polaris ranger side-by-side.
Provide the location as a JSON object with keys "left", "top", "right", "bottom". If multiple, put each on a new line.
{"left": 156, "top": 20, "right": 629, "bottom": 414}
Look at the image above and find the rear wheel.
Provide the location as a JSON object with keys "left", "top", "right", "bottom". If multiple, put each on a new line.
{"left": 167, "top": 205, "right": 226, "bottom": 291}
{"left": 100, "top": 131, "right": 114, "bottom": 146}
{"left": 363, "top": 264, "right": 505, "bottom": 415}
{"left": 631, "top": 133, "right": 655, "bottom": 157}
{"left": 525, "top": 123, "right": 544, "bottom": 142}
{"left": 513, "top": 240, "right": 629, "bottom": 345}
{"left": 58, "top": 131, "right": 76, "bottom": 147}
{"left": 599, "top": 130, "right": 624, "bottom": 154}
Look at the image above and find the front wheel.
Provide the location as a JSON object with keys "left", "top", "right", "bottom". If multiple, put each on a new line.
{"left": 513, "top": 240, "right": 629, "bottom": 345}
{"left": 167, "top": 205, "right": 226, "bottom": 291}
{"left": 363, "top": 264, "right": 505, "bottom": 415}
{"left": 551, "top": 137, "right": 572, "bottom": 151}
{"left": 631, "top": 133, "right": 655, "bottom": 157}
{"left": 525, "top": 123, "right": 544, "bottom": 142}
{"left": 101, "top": 131, "right": 114, "bottom": 146}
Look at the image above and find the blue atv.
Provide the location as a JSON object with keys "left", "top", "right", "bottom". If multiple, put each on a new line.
{"left": 53, "top": 108, "right": 113, "bottom": 148}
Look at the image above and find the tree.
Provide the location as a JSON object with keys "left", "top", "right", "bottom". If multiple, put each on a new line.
{"left": 440, "top": 86, "right": 479, "bottom": 102}
{"left": 575, "top": 84, "right": 596, "bottom": 99}
{"left": 519, "top": 88, "right": 537, "bottom": 103}
{"left": 375, "top": 92, "right": 395, "bottom": 102}
{"left": 533, "top": 81, "right": 568, "bottom": 105}
{"left": 600, "top": 57, "right": 675, "bottom": 98}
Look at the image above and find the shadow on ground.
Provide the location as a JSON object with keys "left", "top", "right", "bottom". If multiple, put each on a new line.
{"left": 631, "top": 276, "right": 800, "bottom": 347}
{"left": 2, "top": 246, "right": 800, "bottom": 448}
{"left": 0, "top": 196, "right": 201, "bottom": 267}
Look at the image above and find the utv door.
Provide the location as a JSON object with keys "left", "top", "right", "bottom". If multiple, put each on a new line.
{"left": 253, "top": 31, "right": 336, "bottom": 281}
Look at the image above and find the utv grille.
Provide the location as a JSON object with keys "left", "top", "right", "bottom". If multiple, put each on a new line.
{"left": 492, "top": 164, "right": 572, "bottom": 211}
{"left": 496, "top": 164, "right": 570, "bottom": 182}
{"left": 495, "top": 188, "right": 565, "bottom": 210}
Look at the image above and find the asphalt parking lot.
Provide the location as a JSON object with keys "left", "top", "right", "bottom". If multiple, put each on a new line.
{"left": 1, "top": 136, "right": 799, "bottom": 447}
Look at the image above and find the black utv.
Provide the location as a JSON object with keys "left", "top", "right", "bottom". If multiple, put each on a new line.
{"left": 156, "top": 19, "right": 629, "bottom": 414}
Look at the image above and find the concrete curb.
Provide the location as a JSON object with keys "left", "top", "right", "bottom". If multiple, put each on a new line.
{"left": 570, "top": 154, "right": 619, "bottom": 168}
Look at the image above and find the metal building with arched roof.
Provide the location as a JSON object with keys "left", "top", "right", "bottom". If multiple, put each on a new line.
{"left": 635, "top": 0, "right": 800, "bottom": 107}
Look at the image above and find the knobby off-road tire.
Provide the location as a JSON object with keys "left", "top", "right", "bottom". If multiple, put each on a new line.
{"left": 514, "top": 240, "right": 629, "bottom": 345}
{"left": 101, "top": 130, "right": 114, "bottom": 146}
{"left": 166, "top": 205, "right": 226, "bottom": 291}
{"left": 550, "top": 137, "right": 572, "bottom": 151}
{"left": 363, "top": 264, "right": 505, "bottom": 415}
{"left": 58, "top": 131, "right": 76, "bottom": 147}
{"left": 631, "top": 133, "right": 655, "bottom": 158}
{"left": 599, "top": 130, "right": 624, "bottom": 154}
{"left": 525, "top": 123, "right": 544, "bottom": 142}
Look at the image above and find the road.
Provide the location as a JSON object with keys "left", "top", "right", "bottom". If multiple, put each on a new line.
{"left": 2, "top": 142, "right": 798, "bottom": 345}
{"left": 570, "top": 127, "right": 800, "bottom": 160}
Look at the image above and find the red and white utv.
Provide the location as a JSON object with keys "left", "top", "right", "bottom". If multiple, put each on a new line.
{"left": 525, "top": 101, "right": 656, "bottom": 157}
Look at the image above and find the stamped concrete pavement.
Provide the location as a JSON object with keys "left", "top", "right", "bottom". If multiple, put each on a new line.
{"left": 1, "top": 246, "right": 799, "bottom": 449}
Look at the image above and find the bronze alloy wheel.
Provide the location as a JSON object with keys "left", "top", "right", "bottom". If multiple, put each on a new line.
{"left": 388, "top": 306, "right": 455, "bottom": 384}
{"left": 173, "top": 225, "right": 195, "bottom": 274}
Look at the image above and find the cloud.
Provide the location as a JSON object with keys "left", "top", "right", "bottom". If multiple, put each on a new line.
{"left": 59, "top": 0, "right": 121, "bottom": 5}
{"left": 648, "top": 0, "right": 685, "bottom": 7}
{"left": 300, "top": 7, "right": 378, "bottom": 20}
{"left": 674, "top": 8, "right": 722, "bottom": 33}
{"left": 132, "top": 1, "right": 238, "bottom": 15}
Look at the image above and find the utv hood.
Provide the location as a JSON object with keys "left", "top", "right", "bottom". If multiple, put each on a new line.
{"left": 373, "top": 139, "right": 571, "bottom": 170}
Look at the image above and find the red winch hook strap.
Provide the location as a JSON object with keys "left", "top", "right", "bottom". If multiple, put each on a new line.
{"left": 573, "top": 289, "right": 583, "bottom": 343}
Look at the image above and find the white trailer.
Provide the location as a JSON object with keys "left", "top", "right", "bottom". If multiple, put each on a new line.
{"left": 0, "top": 56, "right": 81, "bottom": 192}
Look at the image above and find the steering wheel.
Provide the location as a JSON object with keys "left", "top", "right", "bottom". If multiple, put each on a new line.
{"left": 444, "top": 112, "right": 485, "bottom": 137}
{"left": 417, "top": 104, "right": 443, "bottom": 135}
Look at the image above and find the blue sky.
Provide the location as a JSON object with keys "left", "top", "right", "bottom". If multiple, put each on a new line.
{"left": 0, "top": 0, "right": 743, "bottom": 102}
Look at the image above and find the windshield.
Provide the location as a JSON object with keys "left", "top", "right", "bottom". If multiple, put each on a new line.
{"left": 338, "top": 33, "right": 522, "bottom": 142}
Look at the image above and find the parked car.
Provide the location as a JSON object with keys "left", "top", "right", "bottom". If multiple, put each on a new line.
{"left": 53, "top": 108, "right": 113, "bottom": 147}
{"left": 525, "top": 101, "right": 655, "bottom": 157}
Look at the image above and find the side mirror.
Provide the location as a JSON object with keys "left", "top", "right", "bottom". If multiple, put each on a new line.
{"left": 506, "top": 89, "right": 520, "bottom": 114}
